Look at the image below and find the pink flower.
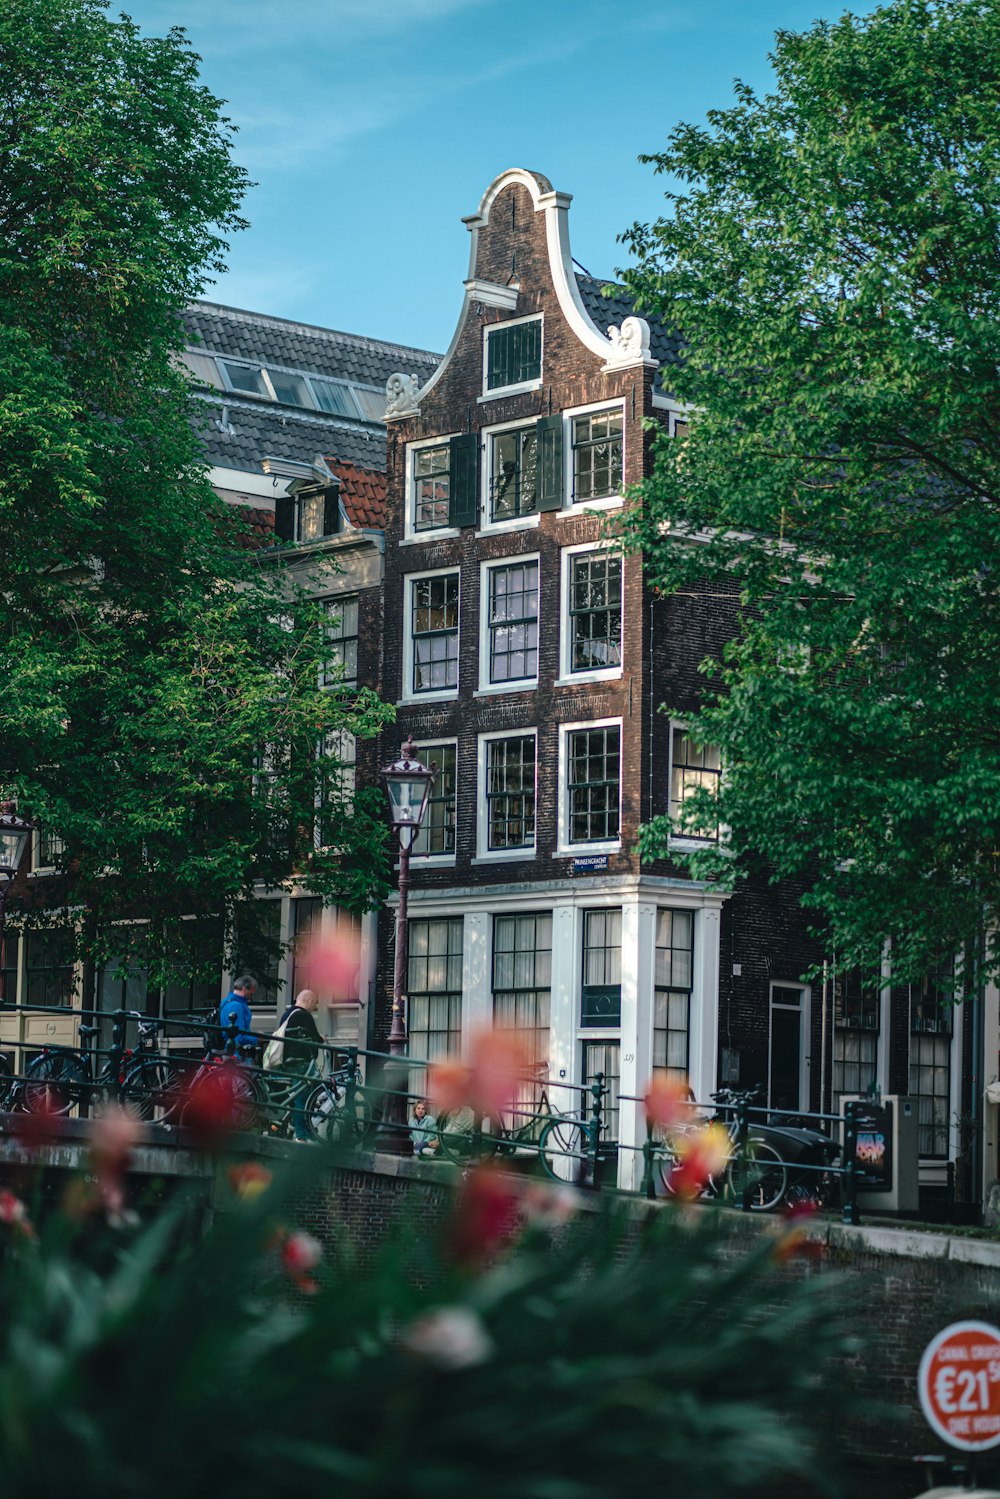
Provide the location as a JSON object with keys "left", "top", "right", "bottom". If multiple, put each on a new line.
{"left": 403, "top": 1307, "right": 493, "bottom": 1369}
{"left": 644, "top": 1074, "right": 696, "bottom": 1131}
{"left": 522, "top": 1182, "right": 578, "bottom": 1228}
{"left": 665, "top": 1122, "right": 731, "bottom": 1201}
{"left": 296, "top": 928, "right": 361, "bottom": 1001}
{"left": 90, "top": 1106, "right": 143, "bottom": 1218}
{"left": 427, "top": 1028, "right": 531, "bottom": 1120}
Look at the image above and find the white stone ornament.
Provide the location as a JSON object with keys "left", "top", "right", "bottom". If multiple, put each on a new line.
{"left": 385, "top": 372, "right": 421, "bottom": 419}
{"left": 604, "top": 315, "right": 654, "bottom": 369}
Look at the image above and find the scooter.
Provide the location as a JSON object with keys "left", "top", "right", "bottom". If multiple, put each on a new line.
{"left": 714, "top": 1087, "right": 842, "bottom": 1209}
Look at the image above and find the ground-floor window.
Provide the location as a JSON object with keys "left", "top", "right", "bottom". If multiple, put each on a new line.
{"left": 492, "top": 912, "right": 551, "bottom": 1126}
{"left": 581, "top": 908, "right": 621, "bottom": 1026}
{"left": 407, "top": 917, "right": 464, "bottom": 1094}
{"left": 0, "top": 931, "right": 19, "bottom": 1008}
{"left": 25, "top": 928, "right": 75, "bottom": 1008}
{"left": 582, "top": 1039, "right": 620, "bottom": 1143}
{"left": 291, "top": 897, "right": 323, "bottom": 1000}
{"left": 653, "top": 909, "right": 693, "bottom": 1082}
{"left": 832, "top": 966, "right": 880, "bottom": 1111}
{"left": 909, "top": 964, "right": 954, "bottom": 1158}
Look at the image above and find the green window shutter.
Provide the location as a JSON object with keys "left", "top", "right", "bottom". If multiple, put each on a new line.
{"left": 274, "top": 494, "right": 295, "bottom": 541}
{"left": 535, "top": 414, "right": 564, "bottom": 512}
{"left": 448, "top": 433, "right": 479, "bottom": 527}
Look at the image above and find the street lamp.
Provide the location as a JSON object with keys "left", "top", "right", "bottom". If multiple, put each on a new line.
{"left": 0, "top": 798, "right": 32, "bottom": 1008}
{"left": 380, "top": 738, "right": 435, "bottom": 1153}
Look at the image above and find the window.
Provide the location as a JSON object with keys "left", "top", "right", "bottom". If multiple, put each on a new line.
{"left": 407, "top": 918, "right": 464, "bottom": 1078}
{"left": 323, "top": 596, "right": 359, "bottom": 687}
{"left": 352, "top": 387, "right": 388, "bottom": 422}
{"left": 34, "top": 826, "right": 66, "bottom": 871}
{"left": 583, "top": 1040, "right": 621, "bottom": 1143}
{"left": 409, "top": 572, "right": 460, "bottom": 696}
{"left": 485, "top": 735, "right": 536, "bottom": 853}
{"left": 1, "top": 931, "right": 19, "bottom": 1008}
{"left": 485, "top": 559, "right": 538, "bottom": 686}
{"left": 25, "top": 928, "right": 75, "bottom": 1008}
{"left": 179, "top": 350, "right": 225, "bottom": 390}
{"left": 297, "top": 490, "right": 331, "bottom": 543}
{"left": 412, "top": 443, "right": 451, "bottom": 532}
{"left": 567, "top": 552, "right": 622, "bottom": 675}
{"left": 161, "top": 916, "right": 224, "bottom": 1014}
{"left": 909, "top": 963, "right": 955, "bottom": 1158}
{"left": 581, "top": 909, "right": 621, "bottom": 1027}
{"left": 485, "top": 317, "right": 541, "bottom": 392}
{"left": 832, "top": 966, "right": 880, "bottom": 1109}
{"left": 489, "top": 426, "right": 537, "bottom": 522}
{"left": 309, "top": 378, "right": 355, "bottom": 416}
{"left": 670, "top": 729, "right": 721, "bottom": 841}
{"left": 572, "top": 410, "right": 623, "bottom": 502}
{"left": 233, "top": 900, "right": 283, "bottom": 1011}
{"left": 565, "top": 725, "right": 621, "bottom": 846}
{"left": 291, "top": 897, "right": 322, "bottom": 1000}
{"left": 220, "top": 360, "right": 269, "bottom": 397}
{"left": 268, "top": 369, "right": 314, "bottom": 408}
{"left": 493, "top": 913, "right": 551, "bottom": 1126}
{"left": 412, "top": 743, "right": 457, "bottom": 858}
{"left": 316, "top": 731, "right": 356, "bottom": 848}
{"left": 654, "top": 910, "right": 693, "bottom": 1080}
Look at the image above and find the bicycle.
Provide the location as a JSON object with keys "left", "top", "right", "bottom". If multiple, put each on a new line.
{"left": 16, "top": 1016, "right": 162, "bottom": 1117}
{"left": 301, "top": 1057, "right": 373, "bottom": 1145}
{"left": 435, "top": 1067, "right": 591, "bottom": 1180}
{"left": 656, "top": 1089, "right": 788, "bottom": 1212}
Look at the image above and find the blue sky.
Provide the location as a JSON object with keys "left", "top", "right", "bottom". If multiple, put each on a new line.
{"left": 128, "top": 0, "right": 879, "bottom": 354}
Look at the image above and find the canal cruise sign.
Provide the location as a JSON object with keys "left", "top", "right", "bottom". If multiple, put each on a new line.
{"left": 918, "top": 1322, "right": 1000, "bottom": 1452}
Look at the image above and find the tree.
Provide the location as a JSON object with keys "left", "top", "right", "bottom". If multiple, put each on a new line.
{"left": 0, "top": 0, "right": 392, "bottom": 982}
{"left": 619, "top": 0, "right": 1000, "bottom": 986}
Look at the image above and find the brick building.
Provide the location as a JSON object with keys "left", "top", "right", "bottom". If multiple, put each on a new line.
{"left": 1, "top": 303, "right": 439, "bottom": 1064}
{"left": 375, "top": 167, "right": 999, "bottom": 1204}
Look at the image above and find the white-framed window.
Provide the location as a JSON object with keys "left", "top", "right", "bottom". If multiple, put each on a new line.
{"left": 493, "top": 912, "right": 551, "bottom": 1125}
{"left": 669, "top": 726, "right": 721, "bottom": 842}
{"left": 315, "top": 731, "right": 356, "bottom": 849}
{"left": 557, "top": 718, "right": 622, "bottom": 854}
{"left": 482, "top": 314, "right": 542, "bottom": 397}
{"left": 479, "top": 555, "right": 539, "bottom": 692}
{"left": 477, "top": 730, "right": 537, "bottom": 858}
{"left": 581, "top": 907, "right": 622, "bottom": 1027}
{"left": 558, "top": 543, "right": 623, "bottom": 683}
{"left": 32, "top": 826, "right": 65, "bottom": 874}
{"left": 407, "top": 917, "right": 464, "bottom": 1077}
{"left": 909, "top": 961, "right": 956, "bottom": 1159}
{"left": 486, "top": 422, "right": 538, "bottom": 526}
{"left": 322, "top": 595, "right": 359, "bottom": 687}
{"left": 654, "top": 909, "right": 694, "bottom": 1081}
{"left": 570, "top": 407, "right": 623, "bottom": 504}
{"left": 407, "top": 437, "right": 454, "bottom": 537}
{"left": 832, "top": 964, "right": 881, "bottom": 1112}
{"left": 411, "top": 740, "right": 457, "bottom": 861}
{"left": 402, "top": 568, "right": 460, "bottom": 701}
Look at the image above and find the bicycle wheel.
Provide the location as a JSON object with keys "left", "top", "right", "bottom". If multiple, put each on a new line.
{"left": 23, "top": 1049, "right": 89, "bottom": 1116}
{"left": 725, "top": 1138, "right": 788, "bottom": 1212}
{"left": 181, "top": 1061, "right": 261, "bottom": 1134}
{"left": 435, "top": 1109, "right": 501, "bottom": 1164}
{"left": 0, "top": 1052, "right": 13, "bottom": 1111}
{"left": 538, "top": 1117, "right": 588, "bottom": 1181}
{"left": 303, "top": 1081, "right": 372, "bottom": 1145}
{"left": 119, "top": 1057, "right": 185, "bottom": 1122}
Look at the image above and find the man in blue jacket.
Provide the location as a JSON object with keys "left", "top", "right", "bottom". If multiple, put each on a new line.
{"left": 219, "top": 976, "right": 258, "bottom": 1052}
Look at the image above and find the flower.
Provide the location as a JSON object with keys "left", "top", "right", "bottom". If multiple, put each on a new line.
{"left": 90, "top": 1106, "right": 143, "bottom": 1218}
{"left": 281, "top": 1230, "right": 323, "bottom": 1292}
{"left": 446, "top": 1165, "right": 521, "bottom": 1267}
{"left": 0, "top": 1189, "right": 34, "bottom": 1238}
{"left": 521, "top": 1181, "right": 578, "bottom": 1228}
{"left": 228, "top": 1162, "right": 273, "bottom": 1202}
{"left": 427, "top": 1028, "right": 531, "bottom": 1120}
{"left": 295, "top": 928, "right": 361, "bottom": 1001}
{"left": 665, "top": 1122, "right": 731, "bottom": 1201}
{"left": 772, "top": 1199, "right": 825, "bottom": 1262}
{"left": 644, "top": 1074, "right": 696, "bottom": 1132}
{"left": 403, "top": 1306, "right": 494, "bottom": 1370}
{"left": 181, "top": 1062, "right": 254, "bottom": 1146}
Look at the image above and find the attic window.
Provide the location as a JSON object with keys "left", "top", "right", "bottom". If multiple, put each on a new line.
{"left": 178, "top": 350, "right": 225, "bottom": 390}
{"left": 221, "top": 360, "right": 269, "bottom": 397}
{"left": 352, "top": 387, "right": 388, "bottom": 422}
{"left": 310, "top": 379, "right": 357, "bottom": 418}
{"left": 485, "top": 317, "right": 541, "bottom": 393}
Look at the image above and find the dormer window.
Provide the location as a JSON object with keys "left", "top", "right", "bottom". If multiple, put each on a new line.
{"left": 274, "top": 484, "right": 341, "bottom": 545}
{"left": 484, "top": 316, "right": 542, "bottom": 394}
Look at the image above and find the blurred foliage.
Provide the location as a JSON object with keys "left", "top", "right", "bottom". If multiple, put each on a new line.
{"left": 0, "top": 1150, "right": 861, "bottom": 1497}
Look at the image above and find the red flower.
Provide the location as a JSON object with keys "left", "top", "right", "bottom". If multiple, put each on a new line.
{"left": 281, "top": 1230, "right": 323, "bottom": 1293}
{"left": 773, "top": 1199, "right": 825, "bottom": 1262}
{"left": 665, "top": 1123, "right": 731, "bottom": 1201}
{"left": 228, "top": 1162, "right": 273, "bottom": 1202}
{"left": 446, "top": 1165, "right": 521, "bottom": 1268}
{"left": 644, "top": 1074, "right": 696, "bottom": 1132}
{"left": 0, "top": 1189, "right": 34, "bottom": 1238}
{"left": 181, "top": 1062, "right": 254, "bottom": 1146}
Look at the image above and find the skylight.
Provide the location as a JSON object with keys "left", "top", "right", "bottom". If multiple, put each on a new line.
{"left": 179, "top": 350, "right": 388, "bottom": 424}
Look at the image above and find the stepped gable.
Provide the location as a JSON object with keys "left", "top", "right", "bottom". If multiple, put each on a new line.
{"left": 326, "top": 460, "right": 387, "bottom": 531}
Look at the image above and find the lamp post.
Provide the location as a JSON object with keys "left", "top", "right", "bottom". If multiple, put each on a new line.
{"left": 0, "top": 799, "right": 32, "bottom": 1008}
{"left": 380, "top": 738, "right": 435, "bottom": 1153}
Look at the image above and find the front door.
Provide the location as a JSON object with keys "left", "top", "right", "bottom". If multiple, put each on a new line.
{"left": 769, "top": 984, "right": 809, "bottom": 1112}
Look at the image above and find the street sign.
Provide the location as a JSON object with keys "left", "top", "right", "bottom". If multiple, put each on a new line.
{"left": 918, "top": 1321, "right": 1000, "bottom": 1451}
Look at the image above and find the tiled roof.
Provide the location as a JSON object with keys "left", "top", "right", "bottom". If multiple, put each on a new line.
{"left": 575, "top": 274, "right": 682, "bottom": 376}
{"left": 191, "top": 393, "right": 387, "bottom": 474}
{"left": 229, "top": 503, "right": 276, "bottom": 550}
{"left": 181, "top": 302, "right": 440, "bottom": 391}
{"left": 328, "top": 460, "right": 387, "bottom": 531}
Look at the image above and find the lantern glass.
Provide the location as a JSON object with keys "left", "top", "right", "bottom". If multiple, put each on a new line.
{"left": 0, "top": 825, "right": 29, "bottom": 880}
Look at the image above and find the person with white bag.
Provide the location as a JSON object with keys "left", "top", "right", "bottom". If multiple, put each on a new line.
{"left": 265, "top": 989, "right": 322, "bottom": 1142}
